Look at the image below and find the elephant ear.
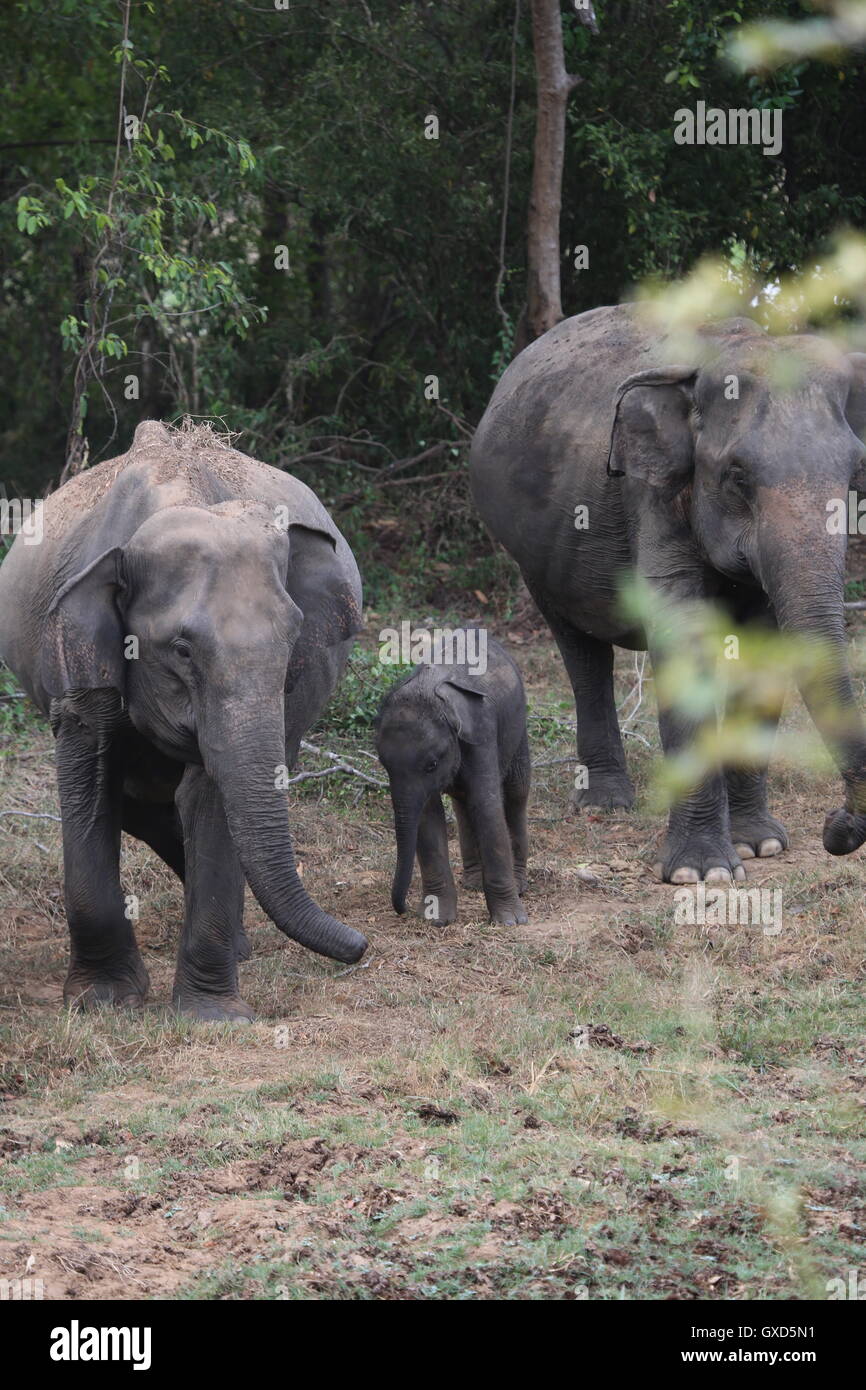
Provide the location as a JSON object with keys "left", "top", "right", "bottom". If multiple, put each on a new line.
{"left": 846, "top": 355, "right": 866, "bottom": 491}
{"left": 435, "top": 675, "right": 487, "bottom": 746}
{"left": 846, "top": 354, "right": 866, "bottom": 437}
{"left": 606, "top": 365, "right": 697, "bottom": 494}
{"left": 284, "top": 523, "right": 363, "bottom": 652}
{"left": 42, "top": 547, "right": 126, "bottom": 699}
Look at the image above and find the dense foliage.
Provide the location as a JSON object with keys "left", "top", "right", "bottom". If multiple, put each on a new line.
{"left": 1, "top": 0, "right": 864, "bottom": 601}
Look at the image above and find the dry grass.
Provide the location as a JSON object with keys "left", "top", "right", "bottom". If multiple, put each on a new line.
{"left": 0, "top": 630, "right": 864, "bottom": 1300}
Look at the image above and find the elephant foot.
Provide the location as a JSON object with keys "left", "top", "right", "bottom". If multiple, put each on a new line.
{"left": 653, "top": 834, "right": 745, "bottom": 885}
{"left": 64, "top": 954, "right": 150, "bottom": 1011}
{"left": 415, "top": 893, "right": 457, "bottom": 927}
{"left": 572, "top": 770, "right": 635, "bottom": 812}
{"left": 236, "top": 929, "right": 253, "bottom": 962}
{"left": 729, "top": 810, "right": 788, "bottom": 861}
{"left": 515, "top": 870, "right": 528, "bottom": 896}
{"left": 823, "top": 807, "right": 866, "bottom": 856}
{"left": 173, "top": 990, "right": 255, "bottom": 1024}
{"left": 487, "top": 894, "right": 528, "bottom": 927}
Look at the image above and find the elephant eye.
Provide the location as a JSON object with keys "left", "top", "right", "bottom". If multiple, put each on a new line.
{"left": 723, "top": 460, "right": 750, "bottom": 492}
{"left": 424, "top": 759, "right": 438, "bottom": 773}
{"left": 172, "top": 639, "right": 193, "bottom": 661}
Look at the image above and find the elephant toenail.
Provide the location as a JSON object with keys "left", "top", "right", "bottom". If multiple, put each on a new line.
{"left": 670, "top": 866, "right": 700, "bottom": 884}
{"left": 734, "top": 843, "right": 756, "bottom": 859}
{"left": 758, "top": 838, "right": 783, "bottom": 857}
{"left": 704, "top": 867, "right": 732, "bottom": 884}
{"left": 733, "top": 865, "right": 747, "bottom": 882}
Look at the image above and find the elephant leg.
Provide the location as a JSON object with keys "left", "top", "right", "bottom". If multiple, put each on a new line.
{"left": 55, "top": 723, "right": 149, "bottom": 1011}
{"left": 453, "top": 796, "right": 483, "bottom": 891}
{"left": 630, "top": 554, "right": 742, "bottom": 883}
{"left": 173, "top": 766, "right": 253, "bottom": 1023}
{"left": 504, "top": 731, "right": 531, "bottom": 896}
{"left": 121, "top": 795, "right": 252, "bottom": 961}
{"left": 726, "top": 766, "right": 788, "bottom": 861}
{"left": 652, "top": 656, "right": 745, "bottom": 886}
{"left": 416, "top": 794, "right": 458, "bottom": 925}
{"left": 720, "top": 600, "right": 788, "bottom": 860}
{"left": 535, "top": 600, "right": 634, "bottom": 810}
{"left": 462, "top": 759, "right": 527, "bottom": 926}
{"left": 724, "top": 715, "right": 789, "bottom": 863}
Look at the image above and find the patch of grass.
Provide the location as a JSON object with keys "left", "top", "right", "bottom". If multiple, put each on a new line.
{"left": 1, "top": 634, "right": 865, "bottom": 1300}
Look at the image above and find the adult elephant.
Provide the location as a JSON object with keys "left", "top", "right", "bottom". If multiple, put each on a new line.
{"left": 0, "top": 421, "right": 367, "bottom": 1020}
{"left": 470, "top": 305, "right": 866, "bottom": 884}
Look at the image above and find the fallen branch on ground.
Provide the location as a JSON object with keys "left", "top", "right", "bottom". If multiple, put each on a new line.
{"left": 294, "top": 740, "right": 386, "bottom": 789}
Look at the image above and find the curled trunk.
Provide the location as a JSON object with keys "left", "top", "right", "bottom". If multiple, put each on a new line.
{"left": 766, "top": 542, "right": 866, "bottom": 855}
{"left": 204, "top": 711, "right": 367, "bottom": 963}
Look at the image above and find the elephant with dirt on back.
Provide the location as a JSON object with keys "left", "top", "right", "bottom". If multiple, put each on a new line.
{"left": 470, "top": 304, "right": 866, "bottom": 884}
{"left": 0, "top": 420, "right": 368, "bottom": 1021}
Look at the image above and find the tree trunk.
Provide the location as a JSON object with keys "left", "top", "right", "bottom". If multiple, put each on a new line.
{"left": 519, "top": 0, "right": 592, "bottom": 352}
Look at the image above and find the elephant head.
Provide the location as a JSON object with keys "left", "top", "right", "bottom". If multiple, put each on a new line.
{"left": 41, "top": 501, "right": 367, "bottom": 963}
{"left": 375, "top": 669, "right": 484, "bottom": 913}
{"left": 607, "top": 323, "right": 866, "bottom": 855}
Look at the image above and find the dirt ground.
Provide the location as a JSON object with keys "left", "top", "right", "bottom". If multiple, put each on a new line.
{"left": 1, "top": 620, "right": 865, "bottom": 1301}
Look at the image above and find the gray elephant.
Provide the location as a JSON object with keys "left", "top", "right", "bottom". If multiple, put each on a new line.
{"left": 375, "top": 634, "right": 530, "bottom": 925}
{"left": 470, "top": 305, "right": 866, "bottom": 884}
{"left": 0, "top": 420, "right": 367, "bottom": 1021}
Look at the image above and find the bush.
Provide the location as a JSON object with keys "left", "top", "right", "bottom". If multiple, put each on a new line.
{"left": 314, "top": 649, "right": 414, "bottom": 739}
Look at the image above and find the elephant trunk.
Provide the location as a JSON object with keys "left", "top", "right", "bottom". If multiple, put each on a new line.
{"left": 390, "top": 793, "right": 423, "bottom": 914}
{"left": 203, "top": 703, "right": 367, "bottom": 962}
{"left": 762, "top": 530, "right": 866, "bottom": 855}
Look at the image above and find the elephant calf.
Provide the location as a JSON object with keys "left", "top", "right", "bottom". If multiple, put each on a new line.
{"left": 0, "top": 420, "right": 368, "bottom": 1022}
{"left": 375, "top": 634, "right": 531, "bottom": 926}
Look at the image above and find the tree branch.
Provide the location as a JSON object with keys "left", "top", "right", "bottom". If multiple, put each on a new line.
{"left": 295, "top": 741, "right": 386, "bottom": 789}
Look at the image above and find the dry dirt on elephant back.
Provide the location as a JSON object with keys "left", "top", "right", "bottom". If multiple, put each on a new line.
{"left": 0, "top": 622, "right": 865, "bottom": 1300}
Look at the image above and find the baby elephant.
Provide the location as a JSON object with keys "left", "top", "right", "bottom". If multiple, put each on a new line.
{"left": 375, "top": 634, "right": 530, "bottom": 926}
